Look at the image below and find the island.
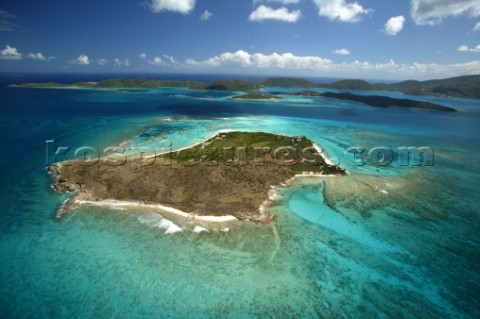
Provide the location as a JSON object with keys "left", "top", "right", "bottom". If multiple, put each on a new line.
{"left": 289, "top": 90, "right": 323, "bottom": 97}
{"left": 319, "top": 92, "right": 457, "bottom": 112}
{"left": 236, "top": 90, "right": 456, "bottom": 112}
{"left": 232, "top": 93, "right": 281, "bottom": 100}
{"left": 317, "top": 75, "right": 480, "bottom": 99}
{"left": 9, "top": 78, "right": 260, "bottom": 91}
{"left": 10, "top": 74, "right": 480, "bottom": 98}
{"left": 9, "top": 76, "right": 467, "bottom": 111}
{"left": 48, "top": 132, "right": 345, "bottom": 223}
{"left": 257, "top": 77, "right": 319, "bottom": 88}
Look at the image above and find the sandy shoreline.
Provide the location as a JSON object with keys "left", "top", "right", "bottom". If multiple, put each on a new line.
{"left": 136, "top": 129, "right": 235, "bottom": 160}
{"left": 312, "top": 143, "right": 335, "bottom": 166}
{"left": 74, "top": 198, "right": 239, "bottom": 223}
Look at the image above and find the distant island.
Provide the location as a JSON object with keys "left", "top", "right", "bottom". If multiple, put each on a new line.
{"left": 11, "top": 76, "right": 463, "bottom": 111}
{"left": 10, "top": 74, "right": 480, "bottom": 99}
{"left": 233, "top": 93, "right": 281, "bottom": 100}
{"left": 319, "top": 92, "right": 456, "bottom": 112}
{"left": 9, "top": 78, "right": 260, "bottom": 92}
{"left": 48, "top": 131, "right": 345, "bottom": 223}
{"left": 232, "top": 90, "right": 456, "bottom": 112}
{"left": 317, "top": 76, "right": 480, "bottom": 99}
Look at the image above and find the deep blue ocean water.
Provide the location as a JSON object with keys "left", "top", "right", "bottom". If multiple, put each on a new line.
{"left": 0, "top": 74, "right": 479, "bottom": 318}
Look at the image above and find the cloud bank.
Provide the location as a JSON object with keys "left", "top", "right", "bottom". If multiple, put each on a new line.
{"left": 184, "top": 50, "right": 480, "bottom": 80}
{"left": 187, "top": 50, "right": 332, "bottom": 69}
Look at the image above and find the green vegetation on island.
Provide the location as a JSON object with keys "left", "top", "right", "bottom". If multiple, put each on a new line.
{"left": 10, "top": 74, "right": 480, "bottom": 99}
{"left": 233, "top": 93, "right": 281, "bottom": 100}
{"left": 262, "top": 90, "right": 455, "bottom": 111}
{"left": 9, "top": 78, "right": 258, "bottom": 91}
{"left": 257, "top": 77, "right": 318, "bottom": 88}
{"left": 320, "top": 75, "right": 480, "bottom": 99}
{"left": 375, "top": 75, "right": 480, "bottom": 99}
{"left": 319, "top": 79, "right": 375, "bottom": 91}
{"left": 48, "top": 132, "right": 345, "bottom": 222}
{"left": 202, "top": 79, "right": 261, "bottom": 91}
{"left": 320, "top": 92, "right": 457, "bottom": 112}
{"left": 94, "top": 78, "right": 205, "bottom": 89}
{"left": 290, "top": 90, "right": 323, "bottom": 97}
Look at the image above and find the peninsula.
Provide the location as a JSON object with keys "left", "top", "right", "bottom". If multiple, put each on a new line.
{"left": 319, "top": 92, "right": 457, "bottom": 112}
{"left": 48, "top": 132, "right": 345, "bottom": 223}
{"left": 231, "top": 90, "right": 456, "bottom": 112}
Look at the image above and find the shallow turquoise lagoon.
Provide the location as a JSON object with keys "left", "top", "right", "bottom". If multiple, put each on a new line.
{"left": 0, "top": 81, "right": 479, "bottom": 318}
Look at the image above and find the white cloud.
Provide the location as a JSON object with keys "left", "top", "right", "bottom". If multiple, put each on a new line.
{"left": 139, "top": 53, "right": 147, "bottom": 59}
{"left": 185, "top": 58, "right": 199, "bottom": 66}
{"left": 75, "top": 54, "right": 90, "bottom": 65}
{"left": 149, "top": 0, "right": 196, "bottom": 14}
{"left": 148, "top": 55, "right": 177, "bottom": 66}
{"left": 313, "top": 0, "right": 371, "bottom": 23}
{"left": 27, "top": 52, "right": 45, "bottom": 61}
{"left": 0, "top": 45, "right": 21, "bottom": 60}
{"left": 458, "top": 44, "right": 480, "bottom": 52}
{"left": 474, "top": 22, "right": 480, "bottom": 31}
{"left": 332, "top": 48, "right": 351, "bottom": 55}
{"left": 163, "top": 54, "right": 177, "bottom": 64}
{"left": 200, "top": 10, "right": 212, "bottom": 21}
{"left": 183, "top": 50, "right": 480, "bottom": 80}
{"left": 253, "top": 0, "right": 300, "bottom": 4}
{"left": 384, "top": 15, "right": 405, "bottom": 35}
{"left": 27, "top": 52, "right": 55, "bottom": 62}
{"left": 411, "top": 0, "right": 480, "bottom": 25}
{"left": 97, "top": 58, "right": 108, "bottom": 65}
{"left": 114, "top": 58, "right": 130, "bottom": 66}
{"left": 249, "top": 5, "right": 301, "bottom": 23}
{"left": 149, "top": 56, "right": 164, "bottom": 65}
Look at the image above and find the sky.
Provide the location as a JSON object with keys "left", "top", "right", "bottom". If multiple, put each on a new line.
{"left": 0, "top": 0, "right": 479, "bottom": 80}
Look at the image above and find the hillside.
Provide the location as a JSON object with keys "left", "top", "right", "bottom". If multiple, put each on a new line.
{"left": 376, "top": 75, "right": 480, "bottom": 99}
{"left": 9, "top": 75, "right": 480, "bottom": 99}
{"left": 202, "top": 79, "right": 260, "bottom": 91}
{"left": 319, "top": 79, "right": 375, "bottom": 91}
{"left": 95, "top": 78, "right": 204, "bottom": 88}
{"left": 258, "top": 77, "right": 318, "bottom": 88}
{"left": 321, "top": 92, "right": 456, "bottom": 112}
{"left": 317, "top": 75, "right": 480, "bottom": 98}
